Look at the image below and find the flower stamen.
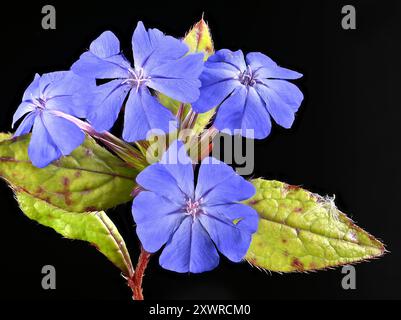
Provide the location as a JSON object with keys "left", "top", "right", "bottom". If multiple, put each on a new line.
{"left": 185, "top": 198, "right": 202, "bottom": 218}
{"left": 32, "top": 97, "right": 46, "bottom": 110}
{"left": 123, "top": 68, "right": 151, "bottom": 92}
{"left": 238, "top": 65, "right": 256, "bottom": 87}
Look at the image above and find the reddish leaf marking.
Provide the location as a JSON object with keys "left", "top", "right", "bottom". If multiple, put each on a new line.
{"left": 291, "top": 258, "right": 304, "bottom": 271}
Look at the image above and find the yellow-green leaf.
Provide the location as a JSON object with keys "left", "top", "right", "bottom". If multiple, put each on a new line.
{"left": 0, "top": 132, "right": 11, "bottom": 142}
{"left": 16, "top": 191, "right": 134, "bottom": 276}
{"left": 0, "top": 134, "right": 137, "bottom": 212}
{"left": 245, "top": 179, "right": 385, "bottom": 272}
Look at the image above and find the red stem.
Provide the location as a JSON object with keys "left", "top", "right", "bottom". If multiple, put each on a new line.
{"left": 128, "top": 247, "right": 151, "bottom": 300}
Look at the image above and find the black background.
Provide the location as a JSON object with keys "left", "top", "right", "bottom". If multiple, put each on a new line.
{"left": 0, "top": 0, "right": 400, "bottom": 300}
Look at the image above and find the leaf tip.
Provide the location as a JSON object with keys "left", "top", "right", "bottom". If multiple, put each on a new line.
{"left": 184, "top": 17, "right": 214, "bottom": 59}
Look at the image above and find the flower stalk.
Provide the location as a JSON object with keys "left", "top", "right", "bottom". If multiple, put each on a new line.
{"left": 128, "top": 247, "right": 151, "bottom": 300}
{"left": 187, "top": 126, "right": 219, "bottom": 162}
{"left": 53, "top": 111, "right": 148, "bottom": 170}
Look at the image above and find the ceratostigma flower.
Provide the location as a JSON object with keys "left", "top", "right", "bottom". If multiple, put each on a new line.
{"left": 193, "top": 49, "right": 303, "bottom": 139}
{"left": 132, "top": 140, "right": 258, "bottom": 273}
{"left": 12, "top": 72, "right": 92, "bottom": 168}
{"left": 72, "top": 21, "right": 204, "bottom": 142}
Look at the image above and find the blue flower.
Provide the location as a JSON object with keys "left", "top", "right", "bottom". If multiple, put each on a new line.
{"left": 132, "top": 140, "right": 258, "bottom": 273}
{"left": 71, "top": 21, "right": 204, "bottom": 142}
{"left": 12, "top": 72, "right": 90, "bottom": 168}
{"left": 192, "top": 49, "right": 303, "bottom": 139}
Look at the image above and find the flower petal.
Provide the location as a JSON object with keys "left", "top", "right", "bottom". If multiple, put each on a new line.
{"left": 159, "top": 217, "right": 220, "bottom": 273}
{"left": 71, "top": 51, "right": 130, "bottom": 79}
{"left": 199, "top": 212, "right": 252, "bottom": 262}
{"left": 132, "top": 21, "right": 156, "bottom": 70}
{"left": 46, "top": 96, "right": 85, "bottom": 119}
{"left": 255, "top": 83, "right": 297, "bottom": 128}
{"left": 262, "top": 79, "right": 303, "bottom": 111}
{"left": 87, "top": 80, "right": 131, "bottom": 132}
{"left": 192, "top": 78, "right": 239, "bottom": 113}
{"left": 192, "top": 49, "right": 247, "bottom": 113}
{"left": 89, "top": 31, "right": 121, "bottom": 58}
{"left": 200, "top": 62, "right": 239, "bottom": 87}
{"left": 12, "top": 102, "right": 35, "bottom": 128}
{"left": 150, "top": 53, "right": 204, "bottom": 79}
{"left": 42, "top": 112, "right": 85, "bottom": 156}
{"left": 72, "top": 31, "right": 130, "bottom": 79}
{"left": 195, "top": 157, "right": 255, "bottom": 205}
{"left": 246, "top": 52, "right": 302, "bottom": 80}
{"left": 43, "top": 71, "right": 93, "bottom": 96}
{"left": 240, "top": 86, "right": 272, "bottom": 139}
{"left": 132, "top": 191, "right": 184, "bottom": 224}
{"left": 213, "top": 85, "right": 272, "bottom": 139}
{"left": 132, "top": 21, "right": 188, "bottom": 71}
{"left": 132, "top": 191, "right": 185, "bottom": 253}
{"left": 148, "top": 77, "right": 201, "bottom": 103}
{"left": 14, "top": 111, "right": 36, "bottom": 137}
{"left": 28, "top": 114, "right": 62, "bottom": 168}
{"left": 42, "top": 73, "right": 95, "bottom": 118}
{"left": 22, "top": 74, "right": 40, "bottom": 101}
{"left": 203, "top": 203, "right": 259, "bottom": 234}
{"left": 208, "top": 49, "right": 247, "bottom": 71}
{"left": 212, "top": 86, "right": 247, "bottom": 132}
{"left": 39, "top": 71, "right": 69, "bottom": 95}
{"left": 122, "top": 86, "right": 177, "bottom": 142}
{"left": 136, "top": 140, "right": 194, "bottom": 202}
{"left": 136, "top": 163, "right": 188, "bottom": 205}
{"left": 147, "top": 53, "right": 203, "bottom": 103}
{"left": 159, "top": 139, "right": 195, "bottom": 197}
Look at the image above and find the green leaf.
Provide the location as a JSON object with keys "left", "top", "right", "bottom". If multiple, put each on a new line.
{"left": 16, "top": 191, "right": 134, "bottom": 276}
{"left": 0, "top": 132, "right": 12, "bottom": 142}
{"left": 245, "top": 179, "right": 385, "bottom": 272}
{"left": 0, "top": 134, "right": 137, "bottom": 212}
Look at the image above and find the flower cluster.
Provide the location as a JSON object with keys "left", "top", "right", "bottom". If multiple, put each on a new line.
{"left": 11, "top": 20, "right": 303, "bottom": 272}
{"left": 13, "top": 21, "right": 302, "bottom": 167}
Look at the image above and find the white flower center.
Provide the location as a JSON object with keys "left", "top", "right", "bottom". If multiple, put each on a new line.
{"left": 32, "top": 97, "right": 46, "bottom": 110}
{"left": 123, "top": 68, "right": 151, "bottom": 91}
{"left": 238, "top": 65, "right": 256, "bottom": 87}
{"left": 185, "top": 198, "right": 202, "bottom": 217}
